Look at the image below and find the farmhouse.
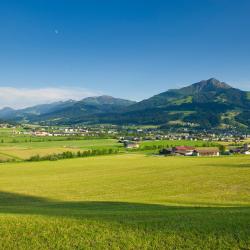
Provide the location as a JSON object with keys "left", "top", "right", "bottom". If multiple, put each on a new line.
{"left": 243, "top": 143, "right": 249, "bottom": 151}
{"left": 193, "top": 148, "right": 220, "bottom": 156}
{"left": 172, "top": 146, "right": 195, "bottom": 156}
{"left": 32, "top": 131, "right": 50, "bottom": 136}
{"left": 124, "top": 141, "right": 140, "bottom": 149}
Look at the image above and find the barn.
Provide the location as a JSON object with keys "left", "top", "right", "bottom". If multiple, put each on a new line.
{"left": 193, "top": 148, "right": 220, "bottom": 156}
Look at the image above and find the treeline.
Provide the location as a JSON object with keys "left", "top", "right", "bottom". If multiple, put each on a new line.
{"left": 27, "top": 148, "right": 119, "bottom": 162}
{"left": 0, "top": 158, "right": 17, "bottom": 163}
{"left": 1, "top": 135, "right": 115, "bottom": 144}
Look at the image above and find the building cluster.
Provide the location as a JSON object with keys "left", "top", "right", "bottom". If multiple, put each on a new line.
{"left": 229, "top": 144, "right": 250, "bottom": 155}
{"left": 20, "top": 126, "right": 118, "bottom": 137}
{"left": 160, "top": 146, "right": 220, "bottom": 157}
{"left": 123, "top": 140, "right": 140, "bottom": 149}
{"left": 160, "top": 143, "right": 250, "bottom": 157}
{"left": 118, "top": 131, "right": 249, "bottom": 144}
{"left": 0, "top": 123, "right": 15, "bottom": 129}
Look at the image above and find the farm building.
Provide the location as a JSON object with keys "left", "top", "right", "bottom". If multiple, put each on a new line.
{"left": 172, "top": 146, "right": 195, "bottom": 156}
{"left": 124, "top": 141, "right": 140, "bottom": 149}
{"left": 193, "top": 148, "right": 220, "bottom": 156}
{"left": 160, "top": 146, "right": 220, "bottom": 157}
{"left": 243, "top": 143, "right": 249, "bottom": 151}
{"left": 229, "top": 144, "right": 250, "bottom": 155}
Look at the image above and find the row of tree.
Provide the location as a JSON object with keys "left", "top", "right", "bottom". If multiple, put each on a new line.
{"left": 27, "top": 148, "right": 119, "bottom": 162}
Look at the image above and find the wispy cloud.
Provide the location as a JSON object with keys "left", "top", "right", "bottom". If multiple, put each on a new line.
{"left": 0, "top": 87, "right": 99, "bottom": 109}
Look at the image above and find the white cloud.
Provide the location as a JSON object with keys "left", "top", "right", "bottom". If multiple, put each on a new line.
{"left": 0, "top": 87, "right": 99, "bottom": 109}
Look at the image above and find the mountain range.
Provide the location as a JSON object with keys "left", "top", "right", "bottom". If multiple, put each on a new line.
{"left": 1, "top": 78, "right": 250, "bottom": 130}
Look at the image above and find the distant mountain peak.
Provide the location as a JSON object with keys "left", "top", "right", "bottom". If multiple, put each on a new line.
{"left": 0, "top": 107, "right": 15, "bottom": 111}
{"left": 174, "top": 78, "right": 233, "bottom": 96}
{"left": 191, "top": 78, "right": 232, "bottom": 91}
{"left": 81, "top": 95, "right": 136, "bottom": 106}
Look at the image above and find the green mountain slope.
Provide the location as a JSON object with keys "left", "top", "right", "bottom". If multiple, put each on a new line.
{"left": 114, "top": 78, "right": 249, "bottom": 129}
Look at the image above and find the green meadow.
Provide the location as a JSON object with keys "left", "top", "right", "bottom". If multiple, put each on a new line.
{"left": 0, "top": 154, "right": 249, "bottom": 249}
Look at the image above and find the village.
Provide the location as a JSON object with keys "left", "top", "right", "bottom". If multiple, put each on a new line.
{"left": 2, "top": 121, "right": 249, "bottom": 142}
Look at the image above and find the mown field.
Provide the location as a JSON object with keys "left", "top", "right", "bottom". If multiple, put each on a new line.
{"left": 0, "top": 139, "right": 121, "bottom": 160}
{"left": 0, "top": 154, "right": 249, "bottom": 249}
{"left": 0, "top": 128, "right": 123, "bottom": 161}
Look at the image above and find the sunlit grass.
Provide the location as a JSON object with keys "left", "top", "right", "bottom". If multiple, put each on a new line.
{"left": 0, "top": 154, "right": 249, "bottom": 249}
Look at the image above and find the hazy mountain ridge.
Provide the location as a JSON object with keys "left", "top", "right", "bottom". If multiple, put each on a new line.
{"left": 0, "top": 100, "right": 77, "bottom": 121}
{"left": 0, "top": 96, "right": 136, "bottom": 123}
{"left": 34, "top": 95, "right": 136, "bottom": 123}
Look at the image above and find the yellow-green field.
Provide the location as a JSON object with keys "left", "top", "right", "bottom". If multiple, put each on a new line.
{"left": 0, "top": 154, "right": 249, "bottom": 249}
{"left": 0, "top": 139, "right": 120, "bottom": 160}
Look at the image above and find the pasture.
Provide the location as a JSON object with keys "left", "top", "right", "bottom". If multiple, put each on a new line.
{"left": 0, "top": 154, "right": 249, "bottom": 249}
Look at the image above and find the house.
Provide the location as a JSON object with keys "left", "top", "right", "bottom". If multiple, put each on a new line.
{"left": 229, "top": 148, "right": 242, "bottom": 154}
{"left": 172, "top": 146, "right": 195, "bottom": 156}
{"left": 124, "top": 141, "right": 140, "bottom": 149}
{"left": 243, "top": 143, "right": 249, "bottom": 151}
{"left": 33, "top": 131, "right": 49, "bottom": 137}
{"left": 193, "top": 148, "right": 220, "bottom": 156}
{"left": 242, "top": 144, "right": 250, "bottom": 154}
{"left": 243, "top": 151, "right": 250, "bottom": 155}
{"left": 229, "top": 144, "right": 250, "bottom": 155}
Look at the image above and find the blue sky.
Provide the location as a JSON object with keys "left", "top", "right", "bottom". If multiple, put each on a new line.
{"left": 0, "top": 0, "right": 250, "bottom": 108}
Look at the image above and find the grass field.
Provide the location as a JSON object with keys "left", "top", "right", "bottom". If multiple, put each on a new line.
{"left": 0, "top": 154, "right": 249, "bottom": 249}
{"left": 0, "top": 139, "right": 121, "bottom": 160}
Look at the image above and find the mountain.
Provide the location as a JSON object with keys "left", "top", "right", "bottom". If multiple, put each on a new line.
{"left": 125, "top": 78, "right": 246, "bottom": 111}
{"left": 0, "top": 79, "right": 250, "bottom": 130}
{"left": 34, "top": 95, "right": 136, "bottom": 124}
{"left": 0, "top": 96, "right": 136, "bottom": 124}
{"left": 78, "top": 95, "right": 135, "bottom": 106}
{"left": 0, "top": 100, "right": 77, "bottom": 121}
{"left": 35, "top": 78, "right": 250, "bottom": 129}
{"left": 116, "top": 78, "right": 250, "bottom": 129}
{"left": 0, "top": 107, "right": 16, "bottom": 118}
